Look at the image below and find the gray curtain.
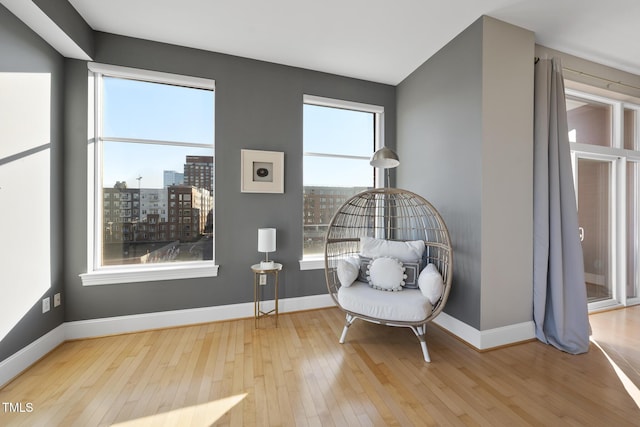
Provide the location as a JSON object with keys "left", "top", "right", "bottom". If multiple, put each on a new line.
{"left": 533, "top": 57, "right": 590, "bottom": 354}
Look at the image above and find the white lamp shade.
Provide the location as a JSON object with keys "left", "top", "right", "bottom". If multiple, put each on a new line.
{"left": 258, "top": 228, "right": 276, "bottom": 253}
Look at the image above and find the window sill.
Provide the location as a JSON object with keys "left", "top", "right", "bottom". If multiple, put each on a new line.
{"left": 80, "top": 262, "right": 219, "bottom": 286}
{"left": 299, "top": 257, "right": 325, "bottom": 271}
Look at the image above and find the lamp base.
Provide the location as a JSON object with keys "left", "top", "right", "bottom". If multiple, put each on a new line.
{"left": 260, "top": 260, "right": 275, "bottom": 269}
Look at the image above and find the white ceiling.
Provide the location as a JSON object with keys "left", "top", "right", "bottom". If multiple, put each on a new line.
{"left": 51, "top": 0, "right": 640, "bottom": 85}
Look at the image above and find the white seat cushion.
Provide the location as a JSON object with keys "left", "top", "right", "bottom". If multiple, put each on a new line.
{"left": 338, "top": 280, "right": 432, "bottom": 323}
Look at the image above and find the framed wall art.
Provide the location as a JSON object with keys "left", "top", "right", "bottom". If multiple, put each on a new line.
{"left": 241, "top": 149, "right": 284, "bottom": 193}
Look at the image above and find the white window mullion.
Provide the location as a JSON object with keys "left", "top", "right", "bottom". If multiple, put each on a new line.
{"left": 616, "top": 158, "right": 627, "bottom": 302}
{"left": 612, "top": 102, "right": 623, "bottom": 149}
{"left": 634, "top": 162, "right": 640, "bottom": 304}
{"left": 95, "top": 72, "right": 104, "bottom": 272}
{"left": 303, "top": 152, "right": 370, "bottom": 161}
{"left": 374, "top": 111, "right": 384, "bottom": 187}
{"left": 611, "top": 156, "right": 620, "bottom": 302}
{"left": 101, "top": 136, "right": 211, "bottom": 149}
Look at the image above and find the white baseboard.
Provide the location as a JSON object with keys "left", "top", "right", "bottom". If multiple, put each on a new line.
{"left": 65, "top": 293, "right": 334, "bottom": 340}
{"left": 65, "top": 302, "right": 254, "bottom": 340}
{"left": 433, "top": 312, "right": 535, "bottom": 350}
{"left": 1, "top": 294, "right": 334, "bottom": 388}
{"left": 0, "top": 325, "right": 66, "bottom": 388}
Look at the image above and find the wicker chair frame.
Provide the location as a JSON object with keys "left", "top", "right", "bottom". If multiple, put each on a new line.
{"left": 324, "top": 188, "right": 453, "bottom": 362}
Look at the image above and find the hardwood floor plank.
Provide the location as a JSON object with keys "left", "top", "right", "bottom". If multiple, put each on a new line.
{"left": 1, "top": 307, "right": 639, "bottom": 426}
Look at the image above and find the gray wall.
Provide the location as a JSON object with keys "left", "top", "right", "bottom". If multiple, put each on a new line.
{"left": 396, "top": 16, "right": 534, "bottom": 331}
{"left": 397, "top": 18, "right": 484, "bottom": 328}
{"left": 64, "top": 32, "right": 396, "bottom": 321}
{"left": 479, "top": 17, "right": 534, "bottom": 330}
{"left": 0, "top": 5, "right": 65, "bottom": 361}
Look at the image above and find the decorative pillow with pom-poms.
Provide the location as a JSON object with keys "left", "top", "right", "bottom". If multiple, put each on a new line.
{"left": 366, "top": 257, "right": 406, "bottom": 291}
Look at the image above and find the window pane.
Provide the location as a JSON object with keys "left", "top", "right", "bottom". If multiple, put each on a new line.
{"left": 103, "top": 142, "right": 212, "bottom": 190}
{"left": 101, "top": 144, "right": 213, "bottom": 266}
{"left": 566, "top": 97, "right": 612, "bottom": 147}
{"left": 303, "top": 186, "right": 371, "bottom": 256}
{"left": 303, "top": 157, "right": 373, "bottom": 256}
{"left": 578, "top": 158, "right": 612, "bottom": 302}
{"left": 103, "top": 77, "right": 214, "bottom": 144}
{"left": 303, "top": 99, "right": 378, "bottom": 258}
{"left": 303, "top": 156, "right": 372, "bottom": 187}
{"left": 303, "top": 104, "right": 373, "bottom": 156}
{"left": 624, "top": 108, "right": 636, "bottom": 150}
{"left": 627, "top": 162, "right": 639, "bottom": 299}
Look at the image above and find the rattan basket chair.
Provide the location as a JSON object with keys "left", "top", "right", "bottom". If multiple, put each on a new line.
{"left": 324, "top": 188, "right": 453, "bottom": 362}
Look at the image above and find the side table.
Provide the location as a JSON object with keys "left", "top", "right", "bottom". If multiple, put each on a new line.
{"left": 251, "top": 262, "right": 283, "bottom": 327}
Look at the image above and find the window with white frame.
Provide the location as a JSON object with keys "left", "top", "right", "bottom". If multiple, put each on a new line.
{"left": 301, "top": 95, "right": 383, "bottom": 264}
{"left": 81, "top": 63, "right": 216, "bottom": 286}
{"left": 566, "top": 87, "right": 640, "bottom": 309}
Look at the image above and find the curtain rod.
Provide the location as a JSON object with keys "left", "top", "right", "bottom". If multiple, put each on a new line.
{"left": 562, "top": 67, "right": 640, "bottom": 92}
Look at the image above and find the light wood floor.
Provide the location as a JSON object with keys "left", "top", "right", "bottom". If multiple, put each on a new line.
{"left": 1, "top": 306, "right": 639, "bottom": 426}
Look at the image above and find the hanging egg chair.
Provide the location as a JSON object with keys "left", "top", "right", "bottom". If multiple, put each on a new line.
{"left": 324, "top": 188, "right": 453, "bottom": 362}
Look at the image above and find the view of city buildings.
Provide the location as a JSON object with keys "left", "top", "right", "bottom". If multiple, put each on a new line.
{"left": 163, "top": 170, "right": 184, "bottom": 188}
{"left": 102, "top": 159, "right": 363, "bottom": 263}
{"left": 184, "top": 155, "right": 214, "bottom": 192}
{"left": 102, "top": 156, "right": 214, "bottom": 265}
{"left": 303, "top": 185, "right": 369, "bottom": 255}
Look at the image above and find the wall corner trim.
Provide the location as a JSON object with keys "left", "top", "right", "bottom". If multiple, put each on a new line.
{"left": 0, "top": 324, "right": 66, "bottom": 389}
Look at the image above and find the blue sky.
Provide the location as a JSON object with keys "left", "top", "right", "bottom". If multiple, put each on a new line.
{"left": 303, "top": 104, "right": 374, "bottom": 187}
{"left": 103, "top": 77, "right": 213, "bottom": 188}
{"left": 102, "top": 77, "right": 374, "bottom": 189}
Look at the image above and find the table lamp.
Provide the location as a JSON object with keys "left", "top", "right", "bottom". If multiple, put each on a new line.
{"left": 258, "top": 228, "right": 276, "bottom": 269}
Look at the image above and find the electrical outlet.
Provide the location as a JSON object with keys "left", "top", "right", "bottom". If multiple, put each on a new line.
{"left": 42, "top": 297, "right": 50, "bottom": 313}
{"left": 54, "top": 293, "right": 61, "bottom": 307}
{"left": 259, "top": 274, "right": 267, "bottom": 285}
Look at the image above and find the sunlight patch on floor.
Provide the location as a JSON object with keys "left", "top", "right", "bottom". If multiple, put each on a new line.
{"left": 112, "top": 393, "right": 247, "bottom": 426}
{"left": 590, "top": 337, "right": 640, "bottom": 409}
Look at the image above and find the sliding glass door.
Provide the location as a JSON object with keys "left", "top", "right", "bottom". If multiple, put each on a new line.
{"left": 567, "top": 88, "right": 640, "bottom": 310}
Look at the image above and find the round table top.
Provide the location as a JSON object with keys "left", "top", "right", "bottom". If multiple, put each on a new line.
{"left": 251, "top": 262, "right": 283, "bottom": 273}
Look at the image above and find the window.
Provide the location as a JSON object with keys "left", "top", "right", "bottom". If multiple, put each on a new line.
{"left": 81, "top": 63, "right": 217, "bottom": 286}
{"left": 566, "top": 96, "right": 612, "bottom": 147}
{"left": 566, "top": 88, "right": 640, "bottom": 309}
{"left": 300, "top": 95, "right": 383, "bottom": 268}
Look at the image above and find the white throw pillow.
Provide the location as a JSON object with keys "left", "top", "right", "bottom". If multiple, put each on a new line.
{"left": 360, "top": 236, "right": 425, "bottom": 263}
{"left": 366, "top": 257, "right": 406, "bottom": 291}
{"left": 336, "top": 258, "right": 359, "bottom": 288}
{"left": 418, "top": 263, "right": 444, "bottom": 305}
